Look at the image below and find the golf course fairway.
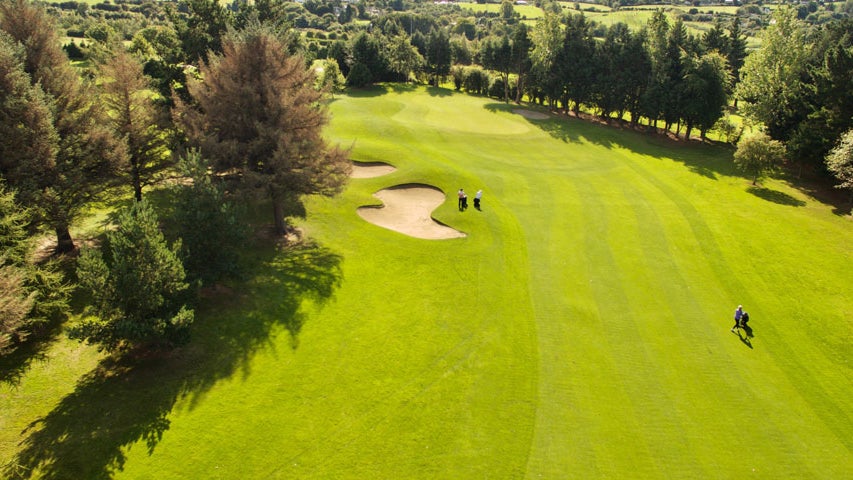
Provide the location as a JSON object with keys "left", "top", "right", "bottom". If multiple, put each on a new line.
{"left": 1, "top": 85, "right": 850, "bottom": 479}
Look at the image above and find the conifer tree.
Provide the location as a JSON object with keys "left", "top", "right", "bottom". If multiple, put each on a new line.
{"left": 99, "top": 48, "right": 169, "bottom": 202}
{"left": 71, "top": 201, "right": 193, "bottom": 352}
{"left": 0, "top": 0, "right": 123, "bottom": 253}
{"left": 177, "top": 26, "right": 350, "bottom": 235}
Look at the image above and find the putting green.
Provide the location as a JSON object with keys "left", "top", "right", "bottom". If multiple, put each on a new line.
{"left": 2, "top": 85, "right": 850, "bottom": 479}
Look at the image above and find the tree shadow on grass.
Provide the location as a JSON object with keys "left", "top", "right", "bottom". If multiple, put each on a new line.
{"left": 0, "top": 320, "right": 63, "bottom": 386}
{"left": 3, "top": 239, "right": 342, "bottom": 480}
{"left": 426, "top": 85, "right": 452, "bottom": 97}
{"left": 510, "top": 105, "right": 740, "bottom": 181}
{"left": 747, "top": 186, "right": 807, "bottom": 207}
{"left": 343, "top": 83, "right": 419, "bottom": 99}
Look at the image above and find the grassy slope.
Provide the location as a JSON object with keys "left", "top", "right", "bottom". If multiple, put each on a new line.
{"left": 2, "top": 86, "right": 850, "bottom": 479}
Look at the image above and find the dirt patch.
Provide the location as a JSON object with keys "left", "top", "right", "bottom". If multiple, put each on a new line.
{"left": 513, "top": 109, "right": 550, "bottom": 120}
{"left": 351, "top": 161, "right": 397, "bottom": 178}
{"left": 357, "top": 184, "right": 466, "bottom": 240}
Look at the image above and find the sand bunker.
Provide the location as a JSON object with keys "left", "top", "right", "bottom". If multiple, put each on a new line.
{"left": 351, "top": 161, "right": 397, "bottom": 178}
{"left": 357, "top": 184, "right": 466, "bottom": 240}
{"left": 514, "top": 109, "right": 549, "bottom": 120}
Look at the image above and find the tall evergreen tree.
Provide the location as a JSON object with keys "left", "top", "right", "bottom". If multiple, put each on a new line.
{"left": 100, "top": 48, "right": 170, "bottom": 202}
{"left": 481, "top": 35, "right": 513, "bottom": 102}
{"left": 661, "top": 18, "right": 690, "bottom": 133}
{"left": 703, "top": 18, "right": 728, "bottom": 55}
{"left": 425, "top": 28, "right": 451, "bottom": 86}
{"left": 641, "top": 10, "right": 671, "bottom": 128}
{"left": 350, "top": 31, "right": 386, "bottom": 86}
{"left": 0, "top": 32, "right": 57, "bottom": 227}
{"left": 557, "top": 13, "right": 596, "bottom": 115}
{"left": 177, "top": 26, "right": 350, "bottom": 235}
{"left": 681, "top": 52, "right": 729, "bottom": 140}
{"left": 511, "top": 23, "right": 532, "bottom": 104}
{"left": 726, "top": 17, "right": 748, "bottom": 94}
{"left": 0, "top": 0, "right": 123, "bottom": 253}
{"left": 0, "top": 182, "right": 70, "bottom": 355}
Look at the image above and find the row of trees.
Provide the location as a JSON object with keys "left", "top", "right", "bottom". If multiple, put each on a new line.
{"left": 330, "top": 9, "right": 741, "bottom": 140}
{"left": 0, "top": 0, "right": 349, "bottom": 355}
{"left": 323, "top": 6, "right": 851, "bottom": 189}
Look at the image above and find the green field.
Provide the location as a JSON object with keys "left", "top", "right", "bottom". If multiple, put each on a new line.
{"left": 2, "top": 86, "right": 851, "bottom": 479}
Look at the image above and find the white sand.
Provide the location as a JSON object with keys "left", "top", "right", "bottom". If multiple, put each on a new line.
{"left": 357, "top": 185, "right": 466, "bottom": 240}
{"left": 351, "top": 162, "right": 397, "bottom": 178}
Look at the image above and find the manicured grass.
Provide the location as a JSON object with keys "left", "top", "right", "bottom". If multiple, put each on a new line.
{"left": 2, "top": 85, "right": 851, "bottom": 479}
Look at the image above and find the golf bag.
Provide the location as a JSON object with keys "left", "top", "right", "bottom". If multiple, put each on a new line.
{"left": 741, "top": 312, "right": 749, "bottom": 326}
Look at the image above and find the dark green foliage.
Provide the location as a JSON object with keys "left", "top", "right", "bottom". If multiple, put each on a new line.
{"left": 170, "top": 150, "right": 248, "bottom": 285}
{"left": 168, "top": 0, "right": 232, "bottom": 63}
{"left": 70, "top": 201, "right": 193, "bottom": 352}
{"left": 480, "top": 34, "right": 512, "bottom": 101}
{"left": 327, "top": 39, "right": 350, "bottom": 77}
{"left": 425, "top": 27, "right": 451, "bottom": 86}
{"left": 557, "top": 13, "right": 596, "bottom": 114}
{"left": 62, "top": 41, "right": 85, "bottom": 60}
{"left": 461, "top": 65, "right": 490, "bottom": 95}
{"left": 346, "top": 61, "right": 371, "bottom": 87}
{"left": 0, "top": 183, "right": 70, "bottom": 355}
{"left": 739, "top": 10, "right": 853, "bottom": 173}
{"left": 349, "top": 31, "right": 387, "bottom": 85}
{"left": 681, "top": 52, "right": 729, "bottom": 139}
{"left": 511, "top": 23, "right": 531, "bottom": 103}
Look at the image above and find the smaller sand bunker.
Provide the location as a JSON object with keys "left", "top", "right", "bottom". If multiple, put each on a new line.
{"left": 357, "top": 184, "right": 466, "bottom": 240}
{"left": 351, "top": 161, "right": 397, "bottom": 178}
{"left": 513, "top": 109, "right": 549, "bottom": 120}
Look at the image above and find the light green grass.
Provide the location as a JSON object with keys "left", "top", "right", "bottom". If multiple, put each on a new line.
{"left": 2, "top": 85, "right": 851, "bottom": 479}
{"left": 459, "top": 1, "right": 546, "bottom": 19}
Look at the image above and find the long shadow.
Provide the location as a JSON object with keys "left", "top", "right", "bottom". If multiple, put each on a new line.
{"left": 343, "top": 83, "right": 418, "bottom": 99}
{"left": 747, "top": 186, "right": 807, "bottom": 207}
{"left": 2, "top": 257, "right": 79, "bottom": 386}
{"left": 426, "top": 85, "right": 452, "bottom": 97}
{"left": 734, "top": 323, "right": 755, "bottom": 349}
{"left": 513, "top": 105, "right": 744, "bottom": 180}
{"left": 0, "top": 320, "right": 63, "bottom": 386}
{"left": 3, "top": 238, "right": 343, "bottom": 480}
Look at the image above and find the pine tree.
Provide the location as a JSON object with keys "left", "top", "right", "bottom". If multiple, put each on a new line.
{"left": 0, "top": 0, "right": 124, "bottom": 253}
{"left": 0, "top": 182, "right": 70, "bottom": 355}
{"left": 99, "top": 47, "right": 169, "bottom": 202}
{"left": 70, "top": 201, "right": 193, "bottom": 352}
{"left": 177, "top": 26, "right": 350, "bottom": 235}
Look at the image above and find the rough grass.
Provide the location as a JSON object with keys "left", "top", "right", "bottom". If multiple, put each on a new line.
{"left": 1, "top": 85, "right": 850, "bottom": 479}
